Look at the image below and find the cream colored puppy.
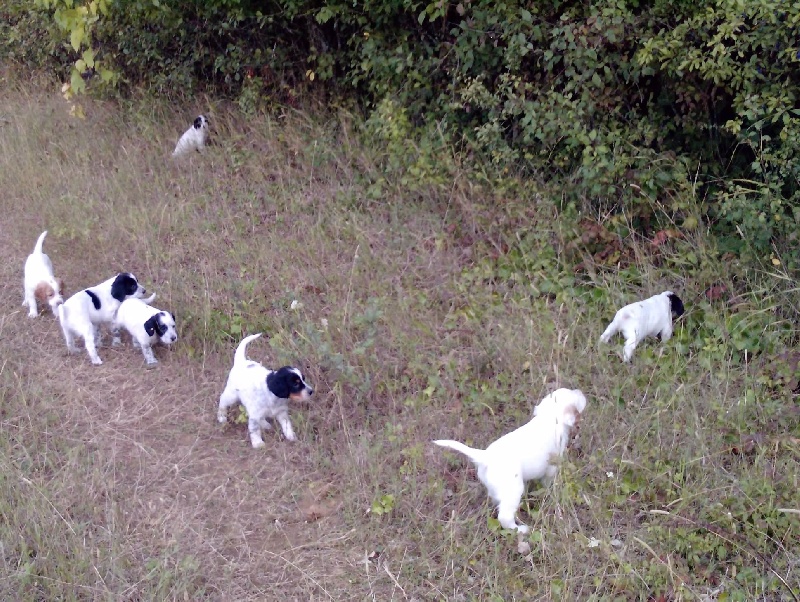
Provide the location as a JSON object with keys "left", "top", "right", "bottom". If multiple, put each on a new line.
{"left": 434, "top": 388, "right": 587, "bottom": 533}
{"left": 22, "top": 230, "right": 64, "bottom": 317}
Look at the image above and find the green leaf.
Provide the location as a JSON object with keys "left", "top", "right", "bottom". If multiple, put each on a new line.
{"left": 70, "top": 25, "right": 84, "bottom": 52}
{"left": 82, "top": 48, "right": 95, "bottom": 68}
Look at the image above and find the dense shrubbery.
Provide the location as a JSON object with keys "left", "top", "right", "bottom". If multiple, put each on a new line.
{"left": 2, "top": 0, "right": 798, "bottom": 270}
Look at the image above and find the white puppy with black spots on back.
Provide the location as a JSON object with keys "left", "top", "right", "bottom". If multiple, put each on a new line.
{"left": 218, "top": 333, "right": 314, "bottom": 448}
{"left": 172, "top": 115, "right": 209, "bottom": 157}
{"left": 599, "top": 290, "right": 685, "bottom": 362}
{"left": 22, "top": 230, "right": 64, "bottom": 318}
{"left": 58, "top": 273, "right": 149, "bottom": 365}
{"left": 112, "top": 297, "right": 177, "bottom": 366}
{"left": 434, "top": 388, "right": 587, "bottom": 533}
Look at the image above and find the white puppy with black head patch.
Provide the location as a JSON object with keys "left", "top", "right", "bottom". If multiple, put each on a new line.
{"left": 599, "top": 290, "right": 685, "bottom": 362}
{"left": 434, "top": 388, "right": 587, "bottom": 533}
{"left": 218, "top": 333, "right": 314, "bottom": 448}
{"left": 22, "top": 230, "right": 64, "bottom": 318}
{"left": 172, "top": 115, "right": 209, "bottom": 157}
{"left": 112, "top": 298, "right": 177, "bottom": 366}
{"left": 58, "top": 273, "right": 148, "bottom": 365}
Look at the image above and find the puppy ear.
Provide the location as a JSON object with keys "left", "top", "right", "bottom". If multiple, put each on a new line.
{"left": 668, "top": 293, "right": 685, "bottom": 318}
{"left": 55, "top": 277, "right": 64, "bottom": 293}
{"left": 155, "top": 313, "right": 168, "bottom": 336}
{"left": 110, "top": 273, "right": 137, "bottom": 301}
{"left": 266, "top": 371, "right": 290, "bottom": 399}
{"left": 34, "top": 282, "right": 50, "bottom": 303}
{"left": 144, "top": 315, "right": 158, "bottom": 336}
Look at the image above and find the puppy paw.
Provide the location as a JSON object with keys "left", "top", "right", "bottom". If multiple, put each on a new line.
{"left": 216, "top": 412, "right": 227, "bottom": 424}
{"left": 517, "top": 524, "right": 530, "bottom": 534}
{"left": 27, "top": 312, "right": 37, "bottom": 319}
{"left": 251, "top": 440, "right": 266, "bottom": 449}
{"left": 91, "top": 357, "right": 103, "bottom": 366}
{"left": 145, "top": 361, "right": 158, "bottom": 370}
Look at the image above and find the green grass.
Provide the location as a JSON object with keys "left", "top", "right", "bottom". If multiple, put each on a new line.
{"left": 0, "top": 68, "right": 798, "bottom": 601}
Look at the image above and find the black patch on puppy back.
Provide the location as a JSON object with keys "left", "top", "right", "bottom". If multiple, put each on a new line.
{"left": 85, "top": 289, "right": 101, "bottom": 310}
{"left": 668, "top": 293, "right": 685, "bottom": 318}
{"left": 144, "top": 313, "right": 168, "bottom": 337}
{"left": 110, "top": 273, "right": 138, "bottom": 302}
{"left": 266, "top": 367, "right": 304, "bottom": 399}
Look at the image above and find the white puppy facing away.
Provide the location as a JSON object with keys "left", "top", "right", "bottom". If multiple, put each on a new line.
{"left": 112, "top": 298, "right": 177, "bottom": 365}
{"left": 22, "top": 230, "right": 64, "bottom": 318}
{"left": 172, "top": 115, "right": 209, "bottom": 157}
{"left": 58, "top": 273, "right": 148, "bottom": 365}
{"left": 599, "top": 291, "right": 685, "bottom": 362}
{"left": 218, "top": 333, "right": 314, "bottom": 448}
{"left": 434, "top": 388, "right": 588, "bottom": 533}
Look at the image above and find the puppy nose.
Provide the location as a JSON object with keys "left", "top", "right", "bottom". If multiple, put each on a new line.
{"left": 308, "top": 387, "right": 314, "bottom": 396}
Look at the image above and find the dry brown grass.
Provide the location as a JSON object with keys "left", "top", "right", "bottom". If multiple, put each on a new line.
{"left": 0, "top": 69, "right": 798, "bottom": 601}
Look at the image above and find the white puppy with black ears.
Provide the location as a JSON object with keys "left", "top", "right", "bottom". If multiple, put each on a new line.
{"left": 218, "top": 333, "right": 314, "bottom": 448}
{"left": 58, "top": 273, "right": 149, "bottom": 365}
{"left": 599, "top": 290, "right": 685, "bottom": 362}
{"left": 112, "top": 297, "right": 177, "bottom": 366}
{"left": 22, "top": 230, "right": 64, "bottom": 318}
{"left": 434, "top": 388, "right": 587, "bottom": 533}
{"left": 172, "top": 115, "right": 209, "bottom": 157}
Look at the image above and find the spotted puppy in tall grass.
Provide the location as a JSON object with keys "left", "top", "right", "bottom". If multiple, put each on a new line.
{"left": 434, "top": 388, "right": 588, "bottom": 533}
{"left": 172, "top": 115, "right": 209, "bottom": 157}
{"left": 599, "top": 290, "right": 685, "bottom": 362}
{"left": 218, "top": 333, "right": 314, "bottom": 448}
{"left": 23, "top": 230, "right": 64, "bottom": 318}
{"left": 112, "top": 297, "right": 177, "bottom": 366}
{"left": 58, "top": 273, "right": 149, "bottom": 365}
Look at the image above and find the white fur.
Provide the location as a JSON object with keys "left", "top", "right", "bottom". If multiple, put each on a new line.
{"left": 172, "top": 115, "right": 209, "bottom": 157}
{"left": 434, "top": 388, "right": 587, "bottom": 533}
{"left": 22, "top": 230, "right": 63, "bottom": 317}
{"left": 218, "top": 333, "right": 314, "bottom": 448}
{"left": 58, "top": 273, "right": 148, "bottom": 365}
{"left": 599, "top": 291, "right": 682, "bottom": 362}
{"left": 112, "top": 298, "right": 177, "bottom": 365}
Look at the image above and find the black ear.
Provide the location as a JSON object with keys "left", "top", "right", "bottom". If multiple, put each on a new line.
{"left": 110, "top": 273, "right": 138, "bottom": 302}
{"left": 266, "top": 371, "right": 290, "bottom": 399}
{"left": 144, "top": 315, "right": 158, "bottom": 336}
{"left": 668, "top": 293, "right": 685, "bottom": 318}
{"left": 155, "top": 313, "right": 169, "bottom": 336}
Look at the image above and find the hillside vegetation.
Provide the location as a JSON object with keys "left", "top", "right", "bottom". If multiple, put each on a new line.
{"left": 0, "top": 62, "right": 798, "bottom": 600}
{"left": 2, "top": 0, "right": 800, "bottom": 273}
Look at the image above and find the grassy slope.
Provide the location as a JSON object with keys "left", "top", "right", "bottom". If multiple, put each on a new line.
{"left": 0, "top": 72, "right": 797, "bottom": 601}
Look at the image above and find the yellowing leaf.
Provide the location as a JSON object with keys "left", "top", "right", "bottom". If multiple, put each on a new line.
{"left": 70, "top": 25, "right": 84, "bottom": 52}
{"left": 82, "top": 48, "right": 95, "bottom": 68}
{"left": 69, "top": 104, "right": 86, "bottom": 119}
{"left": 771, "top": 257, "right": 781, "bottom": 266}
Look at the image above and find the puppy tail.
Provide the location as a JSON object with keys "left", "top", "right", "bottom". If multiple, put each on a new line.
{"left": 433, "top": 439, "right": 488, "bottom": 466}
{"left": 141, "top": 292, "right": 157, "bottom": 304}
{"left": 33, "top": 230, "right": 48, "bottom": 255}
{"left": 234, "top": 333, "right": 263, "bottom": 365}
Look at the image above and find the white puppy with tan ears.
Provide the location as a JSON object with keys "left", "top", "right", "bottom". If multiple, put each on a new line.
{"left": 434, "top": 388, "right": 588, "bottom": 533}
{"left": 172, "top": 115, "right": 209, "bottom": 157}
{"left": 112, "top": 297, "right": 177, "bottom": 366}
{"left": 58, "top": 273, "right": 149, "bottom": 365}
{"left": 218, "top": 333, "right": 314, "bottom": 448}
{"left": 599, "top": 290, "right": 685, "bottom": 362}
{"left": 22, "top": 230, "right": 64, "bottom": 318}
